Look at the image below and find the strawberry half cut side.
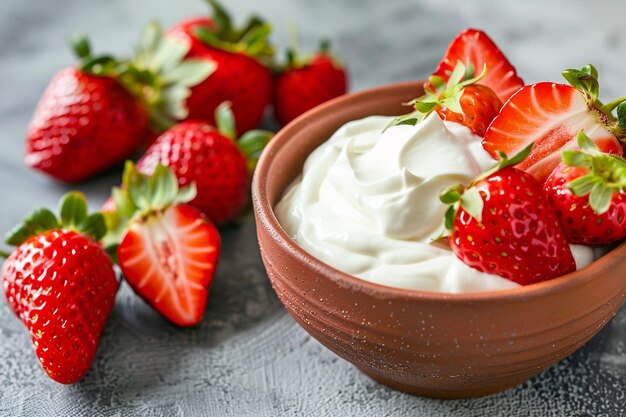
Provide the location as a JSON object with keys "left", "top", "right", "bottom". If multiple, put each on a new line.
{"left": 433, "top": 28, "right": 524, "bottom": 103}
{"left": 108, "top": 162, "right": 221, "bottom": 326}
{"left": 483, "top": 65, "right": 625, "bottom": 183}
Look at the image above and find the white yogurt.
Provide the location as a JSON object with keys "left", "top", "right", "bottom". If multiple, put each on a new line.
{"left": 275, "top": 113, "right": 595, "bottom": 293}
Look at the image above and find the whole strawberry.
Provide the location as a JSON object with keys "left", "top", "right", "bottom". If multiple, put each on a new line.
{"left": 107, "top": 162, "right": 221, "bottom": 326}
{"left": 440, "top": 145, "right": 576, "bottom": 285}
{"left": 483, "top": 64, "right": 625, "bottom": 182}
{"left": 1, "top": 192, "right": 118, "bottom": 384}
{"left": 273, "top": 41, "right": 348, "bottom": 126}
{"left": 26, "top": 26, "right": 214, "bottom": 183}
{"left": 168, "top": 0, "right": 274, "bottom": 134}
{"left": 136, "top": 102, "right": 273, "bottom": 225}
{"left": 544, "top": 131, "right": 626, "bottom": 245}
{"left": 389, "top": 61, "right": 501, "bottom": 137}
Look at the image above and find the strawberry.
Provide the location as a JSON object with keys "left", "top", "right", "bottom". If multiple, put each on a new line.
{"left": 389, "top": 61, "right": 501, "bottom": 136}
{"left": 1, "top": 192, "right": 118, "bottom": 383}
{"left": 168, "top": 0, "right": 274, "bottom": 134}
{"left": 483, "top": 64, "right": 625, "bottom": 183}
{"left": 108, "top": 162, "right": 221, "bottom": 326}
{"left": 136, "top": 102, "right": 273, "bottom": 225}
{"left": 168, "top": 17, "right": 216, "bottom": 55}
{"left": 440, "top": 145, "right": 576, "bottom": 285}
{"left": 544, "top": 131, "right": 626, "bottom": 245}
{"left": 25, "top": 26, "right": 214, "bottom": 183}
{"left": 433, "top": 28, "right": 524, "bottom": 102}
{"left": 273, "top": 41, "right": 348, "bottom": 126}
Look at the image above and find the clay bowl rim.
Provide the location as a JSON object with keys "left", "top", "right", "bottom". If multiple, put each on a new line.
{"left": 252, "top": 80, "right": 626, "bottom": 304}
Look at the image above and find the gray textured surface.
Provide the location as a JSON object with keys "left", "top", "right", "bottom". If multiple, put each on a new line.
{"left": 0, "top": 0, "right": 625, "bottom": 416}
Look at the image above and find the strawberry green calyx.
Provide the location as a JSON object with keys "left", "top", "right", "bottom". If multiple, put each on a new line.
{"left": 5, "top": 192, "right": 107, "bottom": 247}
{"left": 69, "top": 25, "right": 214, "bottom": 133}
{"left": 439, "top": 143, "right": 534, "bottom": 230}
{"left": 69, "top": 34, "right": 118, "bottom": 77}
{"left": 113, "top": 161, "right": 196, "bottom": 223}
{"left": 279, "top": 39, "right": 342, "bottom": 72}
{"left": 563, "top": 131, "right": 626, "bottom": 214}
{"left": 193, "top": 0, "right": 274, "bottom": 61}
{"left": 102, "top": 162, "right": 196, "bottom": 253}
{"left": 122, "top": 22, "right": 216, "bottom": 132}
{"left": 388, "top": 61, "right": 487, "bottom": 129}
{"left": 562, "top": 64, "right": 626, "bottom": 140}
{"left": 215, "top": 102, "right": 274, "bottom": 172}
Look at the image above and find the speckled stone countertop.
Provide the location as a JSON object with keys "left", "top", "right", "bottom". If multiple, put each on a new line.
{"left": 0, "top": 0, "right": 624, "bottom": 416}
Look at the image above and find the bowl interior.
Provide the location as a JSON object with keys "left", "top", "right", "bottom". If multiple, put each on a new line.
{"left": 254, "top": 81, "right": 626, "bottom": 302}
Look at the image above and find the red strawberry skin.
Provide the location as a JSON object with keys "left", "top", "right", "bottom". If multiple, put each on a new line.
{"left": 168, "top": 17, "right": 216, "bottom": 55}
{"left": 433, "top": 28, "right": 524, "bottom": 103}
{"left": 25, "top": 67, "right": 148, "bottom": 183}
{"left": 435, "top": 84, "right": 502, "bottom": 137}
{"left": 168, "top": 30, "right": 272, "bottom": 134}
{"left": 483, "top": 83, "right": 624, "bottom": 182}
{"left": 2, "top": 230, "right": 118, "bottom": 384}
{"left": 544, "top": 163, "right": 626, "bottom": 245}
{"left": 137, "top": 121, "right": 250, "bottom": 225}
{"left": 117, "top": 205, "right": 220, "bottom": 327}
{"left": 450, "top": 167, "right": 576, "bottom": 285}
{"left": 273, "top": 55, "right": 347, "bottom": 126}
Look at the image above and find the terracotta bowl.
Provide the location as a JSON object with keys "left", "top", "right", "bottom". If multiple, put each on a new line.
{"left": 251, "top": 81, "right": 626, "bottom": 399}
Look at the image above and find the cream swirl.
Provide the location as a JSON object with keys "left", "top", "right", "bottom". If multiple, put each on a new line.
{"left": 275, "top": 113, "right": 594, "bottom": 292}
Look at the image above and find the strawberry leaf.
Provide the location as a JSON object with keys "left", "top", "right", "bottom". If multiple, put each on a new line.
{"left": 216, "top": 101, "right": 237, "bottom": 140}
{"left": 241, "top": 23, "right": 273, "bottom": 56}
{"left": 568, "top": 175, "right": 597, "bottom": 197}
{"left": 576, "top": 130, "right": 600, "bottom": 153}
{"left": 581, "top": 64, "right": 598, "bottom": 79}
{"left": 115, "top": 161, "right": 197, "bottom": 221}
{"left": 413, "top": 101, "right": 438, "bottom": 113}
{"left": 149, "top": 164, "right": 179, "bottom": 210}
{"left": 460, "top": 187, "right": 484, "bottom": 222}
{"left": 5, "top": 209, "right": 60, "bottom": 246}
{"left": 429, "top": 75, "right": 445, "bottom": 91}
{"left": 59, "top": 191, "right": 89, "bottom": 229}
{"left": 5, "top": 192, "right": 106, "bottom": 246}
{"left": 439, "top": 184, "right": 464, "bottom": 204}
{"left": 617, "top": 102, "right": 626, "bottom": 131}
{"left": 476, "top": 143, "right": 533, "bottom": 182}
{"left": 562, "top": 150, "right": 591, "bottom": 167}
{"left": 238, "top": 130, "right": 274, "bottom": 172}
{"left": 124, "top": 21, "right": 214, "bottom": 132}
{"left": 208, "top": 0, "right": 233, "bottom": 35}
{"left": 446, "top": 61, "right": 466, "bottom": 90}
{"left": 444, "top": 204, "right": 458, "bottom": 231}
{"left": 589, "top": 182, "right": 613, "bottom": 214}
{"left": 70, "top": 34, "right": 91, "bottom": 60}
{"left": 562, "top": 66, "right": 599, "bottom": 103}
{"left": 440, "top": 92, "right": 464, "bottom": 114}
{"left": 80, "top": 213, "right": 107, "bottom": 242}
{"left": 164, "top": 60, "right": 216, "bottom": 87}
{"left": 112, "top": 187, "right": 137, "bottom": 219}
{"left": 175, "top": 184, "right": 198, "bottom": 205}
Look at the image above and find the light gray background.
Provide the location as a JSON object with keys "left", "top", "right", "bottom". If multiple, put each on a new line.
{"left": 0, "top": 1, "right": 625, "bottom": 416}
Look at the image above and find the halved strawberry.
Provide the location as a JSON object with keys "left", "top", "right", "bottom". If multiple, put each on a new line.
{"left": 107, "top": 162, "right": 221, "bottom": 326}
{"left": 433, "top": 28, "right": 524, "bottom": 102}
{"left": 483, "top": 65, "right": 625, "bottom": 182}
{"left": 118, "top": 205, "right": 219, "bottom": 326}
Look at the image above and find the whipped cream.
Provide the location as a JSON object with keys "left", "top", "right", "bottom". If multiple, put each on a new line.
{"left": 275, "top": 113, "right": 595, "bottom": 293}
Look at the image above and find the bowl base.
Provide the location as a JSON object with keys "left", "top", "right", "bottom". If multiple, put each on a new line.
{"left": 357, "top": 366, "right": 529, "bottom": 399}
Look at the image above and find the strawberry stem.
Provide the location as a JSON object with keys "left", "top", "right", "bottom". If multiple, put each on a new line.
{"left": 600, "top": 96, "right": 626, "bottom": 114}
